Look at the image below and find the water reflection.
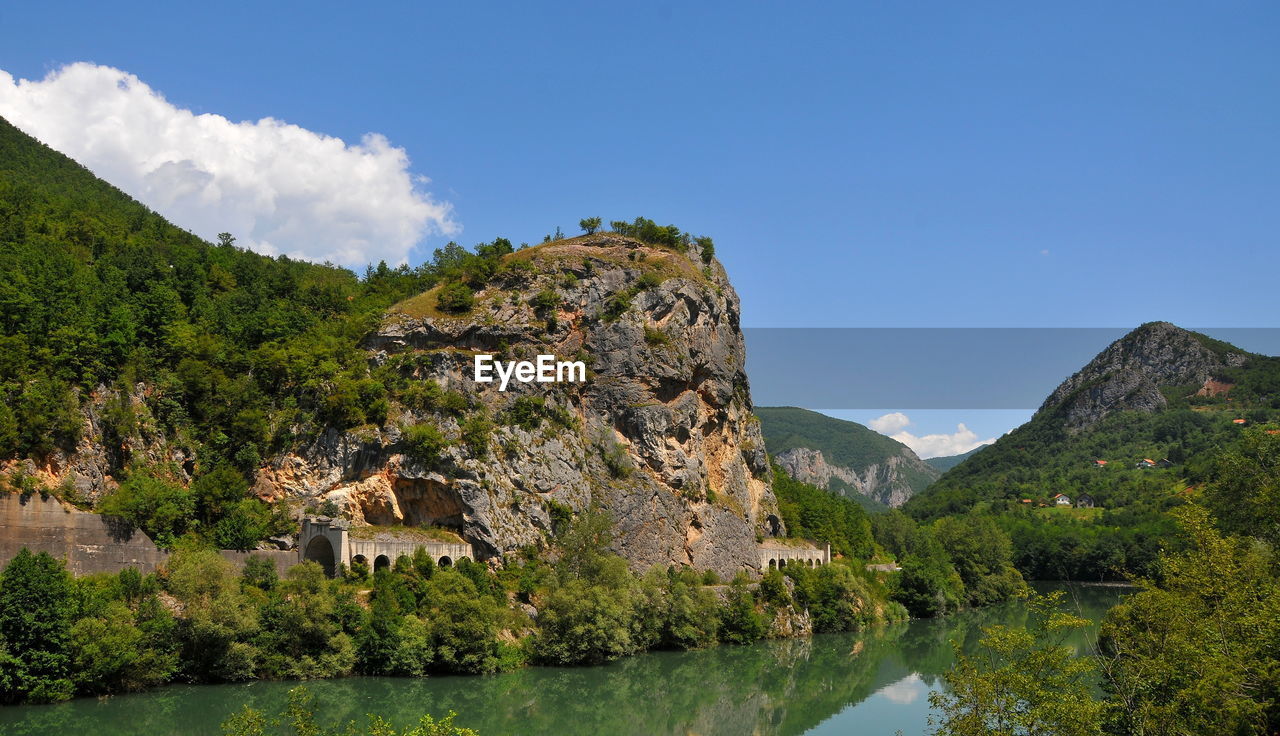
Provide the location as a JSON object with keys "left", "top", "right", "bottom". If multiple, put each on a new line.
{"left": 0, "top": 583, "right": 1125, "bottom": 736}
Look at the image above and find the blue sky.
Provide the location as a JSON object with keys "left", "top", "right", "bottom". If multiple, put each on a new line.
{"left": 2, "top": 2, "right": 1277, "bottom": 454}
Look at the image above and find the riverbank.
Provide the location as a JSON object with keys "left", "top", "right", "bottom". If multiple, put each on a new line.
{"left": 0, "top": 583, "right": 1125, "bottom": 736}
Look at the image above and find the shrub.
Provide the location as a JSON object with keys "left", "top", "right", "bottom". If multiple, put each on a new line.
{"left": 402, "top": 422, "right": 448, "bottom": 466}
{"left": 696, "top": 236, "right": 715, "bottom": 264}
{"left": 0, "top": 549, "right": 74, "bottom": 703}
{"left": 435, "top": 282, "right": 475, "bottom": 314}
{"left": 579, "top": 217, "right": 602, "bottom": 234}
{"left": 461, "top": 411, "right": 493, "bottom": 458}
{"left": 635, "top": 272, "right": 661, "bottom": 291}
{"left": 602, "top": 292, "right": 631, "bottom": 322}
{"left": 644, "top": 327, "right": 669, "bottom": 346}
{"left": 529, "top": 289, "right": 560, "bottom": 311}
{"left": 98, "top": 474, "right": 194, "bottom": 549}
{"left": 534, "top": 580, "right": 638, "bottom": 665}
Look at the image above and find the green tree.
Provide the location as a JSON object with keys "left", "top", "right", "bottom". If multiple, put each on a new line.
{"left": 1098, "top": 505, "right": 1280, "bottom": 735}
{"left": 718, "top": 575, "right": 768, "bottom": 644}
{"left": 1204, "top": 425, "right": 1280, "bottom": 545}
{"left": 0, "top": 549, "right": 75, "bottom": 703}
{"left": 930, "top": 591, "right": 1103, "bottom": 736}
{"left": 435, "top": 282, "right": 475, "bottom": 313}
{"left": 579, "top": 217, "right": 602, "bottom": 235}
{"left": 98, "top": 474, "right": 194, "bottom": 549}
{"left": 534, "top": 579, "right": 638, "bottom": 665}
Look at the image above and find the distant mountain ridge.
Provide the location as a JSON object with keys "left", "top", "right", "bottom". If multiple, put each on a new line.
{"left": 925, "top": 445, "right": 988, "bottom": 473}
{"left": 909, "top": 322, "right": 1280, "bottom": 517}
{"left": 756, "top": 407, "right": 939, "bottom": 508}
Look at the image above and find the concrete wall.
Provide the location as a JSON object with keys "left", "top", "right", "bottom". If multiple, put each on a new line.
{"left": 0, "top": 492, "right": 168, "bottom": 576}
{"left": 1, "top": 492, "right": 303, "bottom": 578}
{"left": 219, "top": 549, "right": 300, "bottom": 577}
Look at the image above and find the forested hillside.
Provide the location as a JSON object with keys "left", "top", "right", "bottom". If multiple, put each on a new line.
{"left": 902, "top": 323, "right": 1280, "bottom": 582}
{"left": 912, "top": 323, "right": 1280, "bottom": 519}
{"left": 757, "top": 407, "right": 938, "bottom": 507}
{"left": 0, "top": 114, "right": 437, "bottom": 472}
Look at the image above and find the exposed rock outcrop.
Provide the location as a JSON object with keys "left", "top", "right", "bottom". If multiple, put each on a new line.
{"left": 248, "top": 234, "right": 780, "bottom": 578}
{"left": 773, "top": 446, "right": 936, "bottom": 508}
{"left": 1039, "top": 322, "right": 1249, "bottom": 431}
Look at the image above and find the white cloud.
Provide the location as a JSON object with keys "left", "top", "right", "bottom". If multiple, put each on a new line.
{"left": 0, "top": 63, "right": 456, "bottom": 268}
{"left": 868, "top": 412, "right": 911, "bottom": 434}
{"left": 875, "top": 674, "right": 927, "bottom": 705}
{"left": 868, "top": 412, "right": 995, "bottom": 458}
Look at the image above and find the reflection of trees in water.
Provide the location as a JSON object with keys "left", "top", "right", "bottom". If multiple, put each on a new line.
{"left": 0, "top": 585, "right": 1127, "bottom": 736}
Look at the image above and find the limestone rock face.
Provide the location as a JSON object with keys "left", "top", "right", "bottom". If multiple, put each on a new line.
{"left": 774, "top": 446, "right": 934, "bottom": 508}
{"left": 251, "top": 234, "right": 780, "bottom": 578}
{"left": 1039, "top": 322, "right": 1249, "bottom": 432}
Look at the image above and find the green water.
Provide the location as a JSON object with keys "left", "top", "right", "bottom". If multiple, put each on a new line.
{"left": 0, "top": 583, "right": 1126, "bottom": 736}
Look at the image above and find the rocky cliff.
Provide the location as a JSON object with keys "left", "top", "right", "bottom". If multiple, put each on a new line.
{"left": 249, "top": 234, "right": 780, "bottom": 577}
{"left": 773, "top": 446, "right": 933, "bottom": 508}
{"left": 1039, "top": 322, "right": 1249, "bottom": 431}
{"left": 756, "top": 407, "right": 938, "bottom": 508}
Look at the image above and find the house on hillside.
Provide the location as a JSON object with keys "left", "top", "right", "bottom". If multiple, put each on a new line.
{"left": 1075, "top": 493, "right": 1095, "bottom": 508}
{"left": 1136, "top": 458, "right": 1156, "bottom": 468}
{"left": 1052, "top": 493, "right": 1072, "bottom": 506}
{"left": 1157, "top": 458, "right": 1173, "bottom": 468}
{"left": 1092, "top": 459, "right": 1108, "bottom": 468}
{"left": 1233, "top": 418, "right": 1247, "bottom": 425}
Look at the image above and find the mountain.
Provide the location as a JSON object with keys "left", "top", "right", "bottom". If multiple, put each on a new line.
{"left": 909, "top": 322, "right": 1280, "bottom": 518}
{"left": 0, "top": 116, "right": 779, "bottom": 577}
{"left": 925, "top": 445, "right": 989, "bottom": 473}
{"left": 755, "top": 407, "right": 939, "bottom": 508}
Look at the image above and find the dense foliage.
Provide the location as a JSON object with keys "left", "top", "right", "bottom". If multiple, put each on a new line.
{"left": 870, "top": 509, "right": 1025, "bottom": 617}
{"left": 930, "top": 426, "right": 1280, "bottom": 735}
{"left": 0, "top": 509, "right": 903, "bottom": 705}
{"left": 771, "top": 463, "right": 874, "bottom": 559}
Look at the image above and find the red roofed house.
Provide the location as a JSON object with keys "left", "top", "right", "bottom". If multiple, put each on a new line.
{"left": 1137, "top": 458, "right": 1156, "bottom": 468}
{"left": 1233, "top": 419, "right": 1247, "bottom": 425}
{"left": 1052, "top": 493, "right": 1072, "bottom": 506}
{"left": 1092, "top": 459, "right": 1108, "bottom": 467}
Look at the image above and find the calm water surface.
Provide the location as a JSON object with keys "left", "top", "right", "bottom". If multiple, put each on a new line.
{"left": 0, "top": 583, "right": 1126, "bottom": 736}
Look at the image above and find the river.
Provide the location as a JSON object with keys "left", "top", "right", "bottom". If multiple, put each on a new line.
{"left": 0, "top": 583, "right": 1126, "bottom": 736}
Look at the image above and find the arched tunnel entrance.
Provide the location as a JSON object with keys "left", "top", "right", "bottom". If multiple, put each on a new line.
{"left": 374, "top": 554, "right": 391, "bottom": 573}
{"left": 304, "top": 536, "right": 336, "bottom": 577}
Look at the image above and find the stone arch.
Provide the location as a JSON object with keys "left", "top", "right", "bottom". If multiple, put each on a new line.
{"left": 438, "top": 555, "right": 453, "bottom": 568}
{"left": 808, "top": 559, "right": 814, "bottom": 567}
{"left": 458, "top": 557, "right": 471, "bottom": 565}
{"left": 768, "top": 559, "right": 777, "bottom": 569}
{"left": 374, "top": 554, "right": 391, "bottom": 572}
{"left": 304, "top": 535, "right": 336, "bottom": 578}
{"left": 352, "top": 554, "right": 368, "bottom": 567}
